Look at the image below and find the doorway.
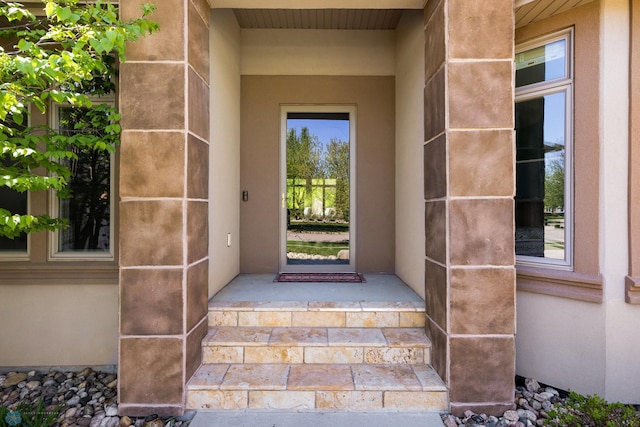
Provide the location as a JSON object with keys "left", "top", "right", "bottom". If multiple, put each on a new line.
{"left": 280, "top": 105, "right": 356, "bottom": 272}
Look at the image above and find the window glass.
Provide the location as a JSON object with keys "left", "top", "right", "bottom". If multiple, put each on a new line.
{"left": 0, "top": 116, "right": 28, "bottom": 254}
{"left": 55, "top": 107, "right": 111, "bottom": 254}
{"left": 516, "top": 39, "right": 567, "bottom": 88}
{"left": 515, "top": 29, "right": 572, "bottom": 268}
{"left": 0, "top": 157, "right": 28, "bottom": 252}
{"left": 515, "top": 92, "right": 566, "bottom": 260}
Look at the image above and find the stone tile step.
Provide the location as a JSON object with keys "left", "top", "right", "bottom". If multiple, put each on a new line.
{"left": 187, "top": 364, "right": 447, "bottom": 412}
{"left": 202, "top": 327, "right": 431, "bottom": 365}
{"left": 208, "top": 301, "right": 425, "bottom": 328}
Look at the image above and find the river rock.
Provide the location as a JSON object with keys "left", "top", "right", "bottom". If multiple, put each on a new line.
{"left": 525, "top": 378, "right": 540, "bottom": 393}
{"left": 503, "top": 410, "right": 519, "bottom": 422}
{"left": 3, "top": 373, "right": 27, "bottom": 388}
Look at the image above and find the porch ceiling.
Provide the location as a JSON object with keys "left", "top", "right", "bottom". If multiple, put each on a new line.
{"left": 232, "top": 9, "right": 404, "bottom": 30}
{"left": 515, "top": 0, "right": 596, "bottom": 28}
{"left": 16, "top": 1, "right": 595, "bottom": 29}
{"left": 233, "top": 0, "right": 596, "bottom": 30}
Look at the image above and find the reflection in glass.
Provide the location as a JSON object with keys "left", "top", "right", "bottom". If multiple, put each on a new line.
{"left": 516, "top": 39, "right": 567, "bottom": 87}
{"left": 57, "top": 107, "right": 111, "bottom": 253}
{"left": 515, "top": 92, "right": 566, "bottom": 260}
{"left": 0, "top": 115, "right": 28, "bottom": 252}
{"left": 0, "top": 156, "right": 28, "bottom": 252}
{"left": 286, "top": 113, "right": 349, "bottom": 265}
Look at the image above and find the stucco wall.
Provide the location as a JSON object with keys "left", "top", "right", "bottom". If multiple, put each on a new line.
{"left": 241, "top": 29, "right": 395, "bottom": 76}
{"left": 238, "top": 28, "right": 396, "bottom": 274}
{"left": 599, "top": 0, "right": 640, "bottom": 404}
{"left": 395, "top": 10, "right": 425, "bottom": 298}
{"left": 0, "top": 284, "right": 118, "bottom": 368}
{"left": 209, "top": 9, "right": 241, "bottom": 297}
{"left": 516, "top": 0, "right": 640, "bottom": 404}
{"left": 0, "top": 108, "right": 119, "bottom": 368}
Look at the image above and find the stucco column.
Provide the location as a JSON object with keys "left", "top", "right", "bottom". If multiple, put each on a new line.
{"left": 117, "top": 0, "right": 210, "bottom": 416}
{"left": 626, "top": 1, "right": 640, "bottom": 304}
{"left": 424, "top": 0, "right": 516, "bottom": 416}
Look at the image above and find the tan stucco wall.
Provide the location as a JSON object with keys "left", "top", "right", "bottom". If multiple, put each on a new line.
{"left": 599, "top": 0, "right": 640, "bottom": 404}
{"left": 517, "top": 0, "right": 640, "bottom": 404}
{"left": 209, "top": 9, "right": 241, "bottom": 297}
{"left": 0, "top": 284, "right": 118, "bottom": 367}
{"left": 395, "top": 10, "right": 425, "bottom": 298}
{"left": 0, "top": 103, "right": 119, "bottom": 369}
{"left": 516, "top": 1, "right": 600, "bottom": 278}
{"left": 240, "top": 75, "right": 395, "bottom": 273}
{"left": 516, "top": 0, "right": 605, "bottom": 396}
{"left": 241, "top": 29, "right": 395, "bottom": 76}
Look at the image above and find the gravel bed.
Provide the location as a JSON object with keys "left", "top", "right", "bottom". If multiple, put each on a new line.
{"left": 441, "top": 377, "right": 639, "bottom": 427}
{"left": 0, "top": 369, "right": 192, "bottom": 427}
{"left": 441, "top": 378, "right": 565, "bottom": 427}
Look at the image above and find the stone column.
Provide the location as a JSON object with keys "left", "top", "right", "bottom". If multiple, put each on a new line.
{"left": 424, "top": 0, "right": 516, "bottom": 416}
{"left": 117, "top": 0, "right": 210, "bottom": 416}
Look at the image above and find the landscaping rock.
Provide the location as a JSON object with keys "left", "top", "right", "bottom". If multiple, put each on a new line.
{"left": 0, "top": 369, "right": 191, "bottom": 427}
{"left": 2, "top": 372, "right": 27, "bottom": 388}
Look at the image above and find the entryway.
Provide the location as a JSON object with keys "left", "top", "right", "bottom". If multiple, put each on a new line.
{"left": 186, "top": 274, "right": 448, "bottom": 412}
{"left": 239, "top": 76, "right": 396, "bottom": 274}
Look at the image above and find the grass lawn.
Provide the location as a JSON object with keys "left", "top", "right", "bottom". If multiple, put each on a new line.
{"left": 287, "top": 241, "right": 348, "bottom": 257}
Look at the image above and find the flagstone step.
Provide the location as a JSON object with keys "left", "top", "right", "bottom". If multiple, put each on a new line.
{"left": 186, "top": 363, "right": 448, "bottom": 411}
{"left": 208, "top": 301, "right": 426, "bottom": 328}
{"left": 202, "top": 327, "right": 431, "bottom": 365}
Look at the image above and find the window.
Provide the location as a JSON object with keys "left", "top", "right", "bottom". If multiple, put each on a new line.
{"left": 515, "top": 29, "right": 573, "bottom": 269}
{"left": 49, "top": 102, "right": 114, "bottom": 260}
{"left": 0, "top": 114, "right": 29, "bottom": 260}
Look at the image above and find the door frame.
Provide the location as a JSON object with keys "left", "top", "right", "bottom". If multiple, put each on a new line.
{"left": 279, "top": 104, "right": 357, "bottom": 273}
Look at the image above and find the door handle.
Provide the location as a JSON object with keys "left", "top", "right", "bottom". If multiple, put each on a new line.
{"left": 282, "top": 193, "right": 286, "bottom": 209}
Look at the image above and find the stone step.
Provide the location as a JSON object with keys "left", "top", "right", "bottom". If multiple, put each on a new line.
{"left": 208, "top": 301, "right": 426, "bottom": 328}
{"left": 202, "top": 326, "right": 431, "bottom": 365}
{"left": 186, "top": 363, "right": 448, "bottom": 412}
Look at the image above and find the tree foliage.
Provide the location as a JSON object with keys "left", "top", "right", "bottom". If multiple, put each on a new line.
{"left": 0, "top": 0, "right": 158, "bottom": 238}
{"left": 544, "top": 157, "right": 564, "bottom": 212}
{"left": 286, "top": 127, "right": 351, "bottom": 222}
{"left": 286, "top": 127, "right": 322, "bottom": 218}
{"left": 324, "top": 137, "right": 349, "bottom": 220}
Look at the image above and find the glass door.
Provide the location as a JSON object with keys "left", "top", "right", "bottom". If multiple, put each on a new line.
{"left": 280, "top": 106, "right": 356, "bottom": 272}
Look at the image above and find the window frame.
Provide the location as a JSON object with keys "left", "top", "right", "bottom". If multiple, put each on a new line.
{"left": 48, "top": 99, "right": 116, "bottom": 261}
{"left": 515, "top": 28, "right": 574, "bottom": 271}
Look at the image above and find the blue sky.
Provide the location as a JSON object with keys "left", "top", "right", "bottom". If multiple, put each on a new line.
{"left": 287, "top": 119, "right": 350, "bottom": 148}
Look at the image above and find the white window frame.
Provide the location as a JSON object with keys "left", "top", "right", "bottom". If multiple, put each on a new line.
{"left": 0, "top": 105, "right": 31, "bottom": 261}
{"left": 515, "top": 28, "right": 574, "bottom": 270}
{"left": 48, "top": 98, "right": 115, "bottom": 261}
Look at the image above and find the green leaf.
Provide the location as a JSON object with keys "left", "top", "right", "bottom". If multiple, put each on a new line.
{"left": 45, "top": 2, "right": 56, "bottom": 18}
{"left": 0, "top": 0, "right": 159, "bottom": 237}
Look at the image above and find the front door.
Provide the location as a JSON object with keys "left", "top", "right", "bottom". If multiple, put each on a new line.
{"left": 280, "top": 105, "right": 356, "bottom": 272}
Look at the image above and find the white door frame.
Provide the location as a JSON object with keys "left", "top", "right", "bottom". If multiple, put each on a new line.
{"left": 279, "top": 104, "right": 357, "bottom": 273}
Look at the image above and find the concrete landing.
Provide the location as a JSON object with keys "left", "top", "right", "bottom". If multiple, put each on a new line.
{"left": 212, "top": 274, "right": 424, "bottom": 303}
{"left": 189, "top": 410, "right": 445, "bottom": 427}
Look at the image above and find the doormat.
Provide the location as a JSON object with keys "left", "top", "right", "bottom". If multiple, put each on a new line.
{"left": 274, "top": 273, "right": 366, "bottom": 283}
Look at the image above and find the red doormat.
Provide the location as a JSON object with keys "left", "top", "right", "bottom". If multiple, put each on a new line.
{"left": 274, "top": 273, "right": 366, "bottom": 283}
